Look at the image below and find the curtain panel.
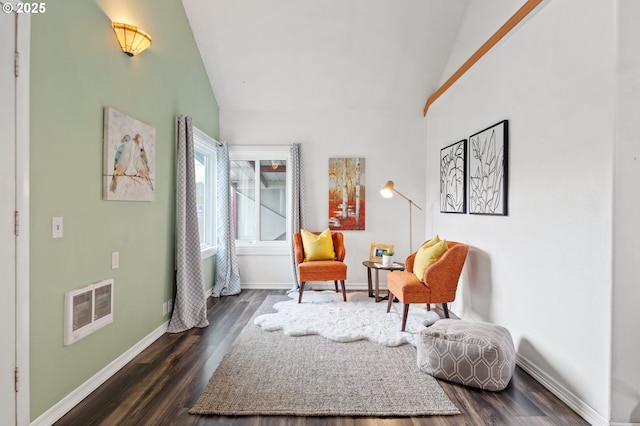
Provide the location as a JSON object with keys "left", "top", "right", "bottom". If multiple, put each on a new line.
{"left": 212, "top": 141, "right": 241, "bottom": 297}
{"left": 168, "top": 115, "right": 209, "bottom": 333}
{"left": 288, "top": 143, "right": 307, "bottom": 292}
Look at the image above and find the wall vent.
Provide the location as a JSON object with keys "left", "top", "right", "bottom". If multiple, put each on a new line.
{"left": 64, "top": 279, "right": 114, "bottom": 345}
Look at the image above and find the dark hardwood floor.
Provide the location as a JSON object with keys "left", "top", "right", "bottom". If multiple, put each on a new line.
{"left": 55, "top": 290, "right": 588, "bottom": 426}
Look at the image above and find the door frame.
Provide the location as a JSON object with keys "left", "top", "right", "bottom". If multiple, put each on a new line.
{"left": 15, "top": 11, "right": 30, "bottom": 426}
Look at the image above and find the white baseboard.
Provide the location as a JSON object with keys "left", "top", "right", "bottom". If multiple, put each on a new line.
{"left": 31, "top": 321, "right": 169, "bottom": 426}
{"left": 516, "top": 354, "right": 609, "bottom": 426}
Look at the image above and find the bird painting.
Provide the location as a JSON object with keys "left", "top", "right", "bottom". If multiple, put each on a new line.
{"left": 103, "top": 107, "right": 156, "bottom": 201}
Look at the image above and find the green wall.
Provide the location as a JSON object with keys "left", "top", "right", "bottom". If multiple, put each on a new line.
{"left": 29, "top": 0, "right": 218, "bottom": 419}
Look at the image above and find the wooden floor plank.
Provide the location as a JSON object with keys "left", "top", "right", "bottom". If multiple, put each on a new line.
{"left": 55, "top": 290, "right": 589, "bottom": 426}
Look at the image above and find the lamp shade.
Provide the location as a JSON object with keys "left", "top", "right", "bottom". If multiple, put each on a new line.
{"left": 380, "top": 180, "right": 395, "bottom": 198}
{"left": 112, "top": 22, "right": 152, "bottom": 57}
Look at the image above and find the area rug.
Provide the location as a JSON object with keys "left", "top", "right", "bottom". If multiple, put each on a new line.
{"left": 189, "top": 295, "right": 460, "bottom": 417}
{"left": 254, "top": 290, "right": 441, "bottom": 347}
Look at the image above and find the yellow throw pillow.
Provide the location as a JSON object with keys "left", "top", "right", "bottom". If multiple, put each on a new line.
{"left": 422, "top": 235, "right": 440, "bottom": 249}
{"left": 413, "top": 239, "right": 448, "bottom": 282}
{"left": 301, "top": 228, "right": 336, "bottom": 261}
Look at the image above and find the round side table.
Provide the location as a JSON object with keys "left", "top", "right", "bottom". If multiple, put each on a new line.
{"left": 361, "top": 261, "right": 405, "bottom": 302}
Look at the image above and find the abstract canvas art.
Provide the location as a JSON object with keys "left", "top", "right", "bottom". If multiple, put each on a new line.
{"left": 468, "top": 120, "right": 508, "bottom": 215}
{"left": 440, "top": 139, "right": 467, "bottom": 213}
{"left": 328, "top": 157, "right": 365, "bottom": 230}
{"left": 103, "top": 107, "right": 156, "bottom": 201}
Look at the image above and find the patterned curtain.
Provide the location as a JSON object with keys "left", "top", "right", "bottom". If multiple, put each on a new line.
{"left": 288, "top": 143, "right": 306, "bottom": 292}
{"left": 213, "top": 141, "right": 241, "bottom": 297}
{"left": 168, "top": 116, "right": 209, "bottom": 333}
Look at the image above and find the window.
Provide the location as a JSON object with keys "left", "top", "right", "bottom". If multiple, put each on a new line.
{"left": 193, "top": 127, "right": 217, "bottom": 258}
{"left": 229, "top": 146, "right": 290, "bottom": 249}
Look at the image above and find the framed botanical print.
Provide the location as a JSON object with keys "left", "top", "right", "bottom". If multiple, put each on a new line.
{"left": 468, "top": 120, "right": 508, "bottom": 215}
{"left": 440, "top": 139, "right": 467, "bottom": 213}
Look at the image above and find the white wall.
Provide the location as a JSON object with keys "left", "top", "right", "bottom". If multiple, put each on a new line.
{"left": 425, "top": 0, "right": 615, "bottom": 423}
{"left": 613, "top": 1, "right": 640, "bottom": 423}
{"left": 439, "top": 0, "right": 526, "bottom": 83}
{"left": 221, "top": 109, "right": 427, "bottom": 289}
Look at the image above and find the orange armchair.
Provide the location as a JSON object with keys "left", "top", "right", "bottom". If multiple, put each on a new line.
{"left": 293, "top": 231, "right": 347, "bottom": 303}
{"left": 386, "top": 240, "right": 469, "bottom": 331}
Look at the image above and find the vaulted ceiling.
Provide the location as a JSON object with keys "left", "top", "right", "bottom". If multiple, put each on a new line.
{"left": 182, "top": 0, "right": 470, "bottom": 112}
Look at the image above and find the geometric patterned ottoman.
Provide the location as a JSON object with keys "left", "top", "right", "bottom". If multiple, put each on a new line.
{"left": 416, "top": 319, "right": 516, "bottom": 391}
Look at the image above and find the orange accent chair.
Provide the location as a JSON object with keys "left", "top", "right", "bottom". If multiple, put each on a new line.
{"left": 293, "top": 231, "right": 347, "bottom": 303}
{"left": 386, "top": 240, "right": 469, "bottom": 331}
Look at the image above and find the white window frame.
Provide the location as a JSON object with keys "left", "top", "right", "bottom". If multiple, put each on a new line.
{"left": 229, "top": 145, "right": 291, "bottom": 255}
{"left": 193, "top": 127, "right": 217, "bottom": 259}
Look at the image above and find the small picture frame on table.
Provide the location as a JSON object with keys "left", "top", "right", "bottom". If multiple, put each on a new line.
{"left": 369, "top": 243, "right": 394, "bottom": 263}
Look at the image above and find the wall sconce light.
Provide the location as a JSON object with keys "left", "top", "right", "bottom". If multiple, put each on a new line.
{"left": 112, "top": 22, "right": 152, "bottom": 57}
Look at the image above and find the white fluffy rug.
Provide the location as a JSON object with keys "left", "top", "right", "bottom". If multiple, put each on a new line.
{"left": 253, "top": 291, "right": 441, "bottom": 347}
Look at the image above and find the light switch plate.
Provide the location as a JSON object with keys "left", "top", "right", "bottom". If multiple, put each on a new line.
{"left": 52, "top": 217, "right": 63, "bottom": 238}
{"left": 111, "top": 251, "right": 119, "bottom": 269}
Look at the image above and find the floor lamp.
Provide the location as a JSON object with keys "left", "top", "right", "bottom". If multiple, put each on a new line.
{"left": 380, "top": 180, "right": 422, "bottom": 253}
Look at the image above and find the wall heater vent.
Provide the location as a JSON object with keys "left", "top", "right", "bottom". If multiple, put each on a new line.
{"left": 64, "top": 279, "right": 114, "bottom": 345}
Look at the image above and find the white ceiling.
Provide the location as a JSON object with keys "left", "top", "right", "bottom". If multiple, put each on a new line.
{"left": 182, "top": 0, "right": 470, "bottom": 112}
